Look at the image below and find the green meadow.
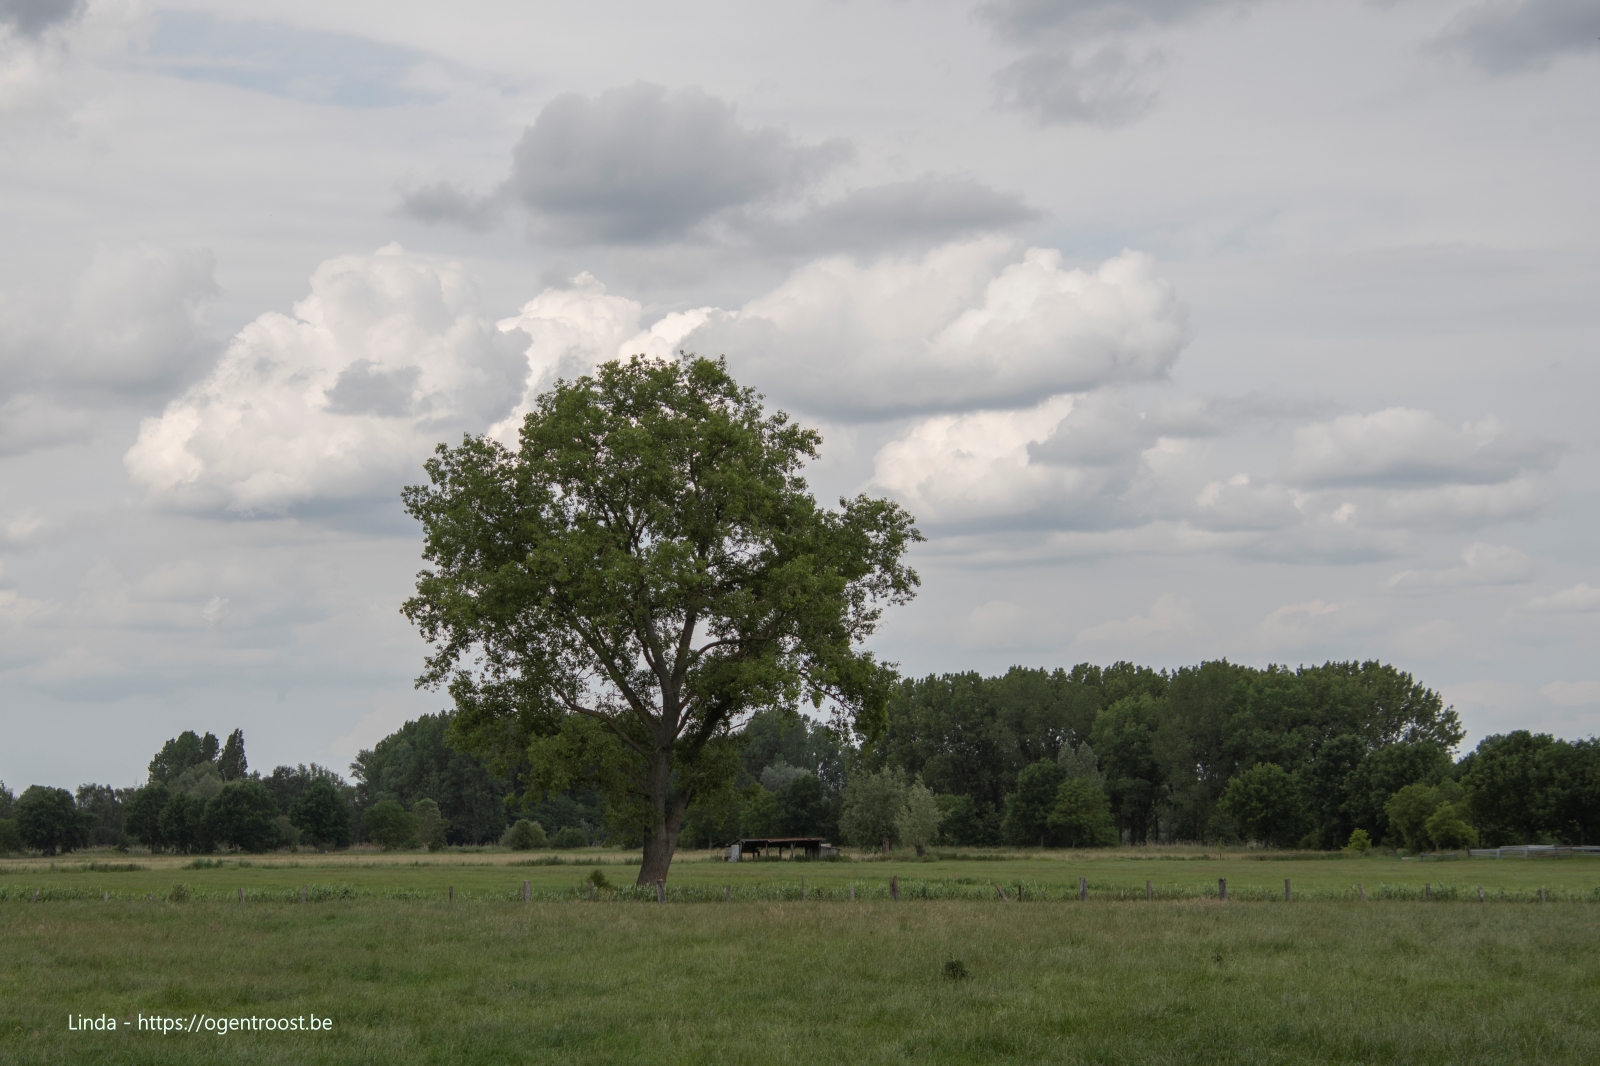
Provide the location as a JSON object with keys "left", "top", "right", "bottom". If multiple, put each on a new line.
{"left": 4, "top": 849, "right": 1600, "bottom": 1065}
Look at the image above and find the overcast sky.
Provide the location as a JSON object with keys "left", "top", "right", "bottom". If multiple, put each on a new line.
{"left": 2, "top": 0, "right": 1597, "bottom": 790}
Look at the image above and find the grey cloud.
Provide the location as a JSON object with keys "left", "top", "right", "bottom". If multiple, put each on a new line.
{"left": 0, "top": 0, "right": 83, "bottom": 38}
{"left": 1028, "top": 392, "right": 1312, "bottom": 467}
{"left": 397, "top": 182, "right": 503, "bottom": 232}
{"left": 325, "top": 361, "right": 421, "bottom": 418}
{"left": 1289, "top": 409, "right": 1561, "bottom": 489}
{"left": 1435, "top": 0, "right": 1600, "bottom": 75}
{"left": 504, "top": 82, "right": 849, "bottom": 245}
{"left": 993, "top": 45, "right": 1162, "bottom": 128}
{"left": 981, "top": 0, "right": 1260, "bottom": 40}
{"left": 761, "top": 176, "right": 1041, "bottom": 254}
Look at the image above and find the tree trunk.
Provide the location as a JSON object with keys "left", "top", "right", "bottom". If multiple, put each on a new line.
{"left": 636, "top": 750, "right": 688, "bottom": 887}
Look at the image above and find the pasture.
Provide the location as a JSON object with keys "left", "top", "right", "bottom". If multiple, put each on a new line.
{"left": 4, "top": 848, "right": 1599, "bottom": 1064}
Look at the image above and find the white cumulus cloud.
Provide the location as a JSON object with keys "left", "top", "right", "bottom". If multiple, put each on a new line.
{"left": 124, "top": 245, "right": 527, "bottom": 515}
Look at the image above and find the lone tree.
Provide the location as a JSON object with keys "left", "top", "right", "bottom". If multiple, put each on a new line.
{"left": 403, "top": 356, "right": 920, "bottom": 885}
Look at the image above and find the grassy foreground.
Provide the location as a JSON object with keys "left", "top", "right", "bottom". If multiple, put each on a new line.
{"left": 6, "top": 850, "right": 1600, "bottom": 1064}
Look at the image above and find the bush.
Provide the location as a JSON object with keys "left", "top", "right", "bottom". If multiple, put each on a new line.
{"left": 895, "top": 780, "right": 943, "bottom": 858}
{"left": 1344, "top": 827, "right": 1372, "bottom": 852}
{"left": 414, "top": 798, "right": 449, "bottom": 851}
{"left": 365, "top": 799, "right": 419, "bottom": 850}
{"left": 501, "top": 819, "right": 548, "bottom": 850}
{"left": 551, "top": 825, "right": 587, "bottom": 849}
{"left": 839, "top": 767, "right": 907, "bottom": 849}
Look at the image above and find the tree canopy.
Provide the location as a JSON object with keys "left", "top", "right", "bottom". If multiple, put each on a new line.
{"left": 402, "top": 355, "right": 920, "bottom": 884}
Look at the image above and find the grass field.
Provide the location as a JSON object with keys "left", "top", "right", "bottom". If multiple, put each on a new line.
{"left": 5, "top": 848, "right": 1600, "bottom": 1064}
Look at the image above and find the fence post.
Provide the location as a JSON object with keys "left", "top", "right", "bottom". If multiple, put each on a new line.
{"left": 890, "top": 876, "right": 899, "bottom": 901}
{"left": 1284, "top": 879, "right": 1291, "bottom": 902}
{"left": 301, "top": 886, "right": 307, "bottom": 904}
{"left": 1424, "top": 883, "right": 1431, "bottom": 902}
{"left": 34, "top": 888, "right": 39, "bottom": 903}
{"left": 1146, "top": 880, "right": 1152, "bottom": 902}
{"left": 1358, "top": 883, "right": 1366, "bottom": 902}
{"left": 995, "top": 884, "right": 1008, "bottom": 901}
{"left": 1478, "top": 884, "right": 1485, "bottom": 903}
{"left": 589, "top": 882, "right": 595, "bottom": 902}
{"left": 1540, "top": 887, "right": 1547, "bottom": 903}
{"left": 449, "top": 885, "right": 454, "bottom": 902}
{"left": 237, "top": 888, "right": 243, "bottom": 903}
{"left": 103, "top": 891, "right": 108, "bottom": 902}
{"left": 801, "top": 876, "right": 805, "bottom": 901}
{"left": 849, "top": 885, "right": 856, "bottom": 903}
{"left": 522, "top": 880, "right": 530, "bottom": 902}
{"left": 725, "top": 885, "right": 731, "bottom": 902}
{"left": 656, "top": 880, "right": 665, "bottom": 903}
{"left": 1078, "top": 876, "right": 1087, "bottom": 902}
{"left": 1218, "top": 878, "right": 1227, "bottom": 901}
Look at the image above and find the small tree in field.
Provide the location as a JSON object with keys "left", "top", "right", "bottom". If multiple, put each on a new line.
{"left": 402, "top": 356, "right": 920, "bottom": 886}
{"left": 1217, "top": 763, "right": 1305, "bottom": 848}
{"left": 206, "top": 780, "right": 282, "bottom": 853}
{"left": 895, "top": 779, "right": 943, "bottom": 858}
{"left": 1344, "top": 827, "right": 1372, "bottom": 853}
{"left": 1048, "top": 778, "right": 1116, "bottom": 848}
{"left": 840, "top": 767, "right": 907, "bottom": 851}
{"left": 501, "top": 819, "right": 548, "bottom": 850}
{"left": 413, "top": 798, "right": 449, "bottom": 851}
{"left": 289, "top": 778, "right": 352, "bottom": 849}
{"left": 15, "top": 786, "right": 89, "bottom": 856}
{"left": 1426, "top": 801, "right": 1473, "bottom": 851}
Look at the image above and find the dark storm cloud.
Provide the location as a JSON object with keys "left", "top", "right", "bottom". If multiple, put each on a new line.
{"left": 1435, "top": 0, "right": 1600, "bottom": 75}
{"left": 0, "top": 0, "right": 83, "bottom": 37}
{"left": 504, "top": 82, "right": 849, "bottom": 245}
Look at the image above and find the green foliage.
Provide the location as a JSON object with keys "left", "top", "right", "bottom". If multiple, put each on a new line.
{"left": 1047, "top": 778, "right": 1117, "bottom": 847}
{"left": 206, "top": 780, "right": 282, "bottom": 853}
{"left": 774, "top": 773, "right": 834, "bottom": 838}
{"left": 933, "top": 793, "right": 993, "bottom": 847}
{"left": 587, "top": 868, "right": 610, "bottom": 889}
{"left": 218, "top": 729, "right": 248, "bottom": 782}
{"left": 412, "top": 798, "right": 449, "bottom": 852}
{"left": 500, "top": 819, "right": 548, "bottom": 851}
{"left": 1217, "top": 763, "right": 1306, "bottom": 848}
{"left": 124, "top": 783, "right": 170, "bottom": 851}
{"left": 74, "top": 784, "right": 131, "bottom": 847}
{"left": 351, "top": 714, "right": 508, "bottom": 845}
{"left": 148, "top": 730, "right": 220, "bottom": 785}
{"left": 365, "top": 800, "right": 419, "bottom": 851}
{"left": 0, "top": 780, "right": 13, "bottom": 819}
{"left": 1001, "top": 759, "right": 1067, "bottom": 846}
{"left": 1465, "top": 731, "right": 1559, "bottom": 845}
{"left": 840, "top": 767, "right": 908, "bottom": 848}
{"left": 1426, "top": 802, "right": 1473, "bottom": 851}
{"left": 160, "top": 791, "right": 212, "bottom": 854}
{"left": 1344, "top": 828, "right": 1372, "bottom": 852}
{"left": 172, "top": 760, "right": 224, "bottom": 800}
{"left": 0, "top": 817, "right": 22, "bottom": 853}
{"left": 894, "top": 779, "right": 944, "bottom": 857}
{"left": 551, "top": 825, "right": 588, "bottom": 849}
{"left": 288, "top": 778, "right": 353, "bottom": 850}
{"left": 15, "top": 785, "right": 89, "bottom": 855}
{"left": 1385, "top": 783, "right": 1442, "bottom": 852}
{"left": 402, "top": 355, "right": 921, "bottom": 883}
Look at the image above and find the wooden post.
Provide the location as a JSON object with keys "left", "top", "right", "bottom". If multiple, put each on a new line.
{"left": 1478, "top": 884, "right": 1485, "bottom": 903}
{"left": 33, "top": 889, "right": 39, "bottom": 903}
{"left": 237, "top": 888, "right": 243, "bottom": 903}
{"left": 103, "top": 891, "right": 108, "bottom": 902}
{"left": 1146, "top": 880, "right": 1152, "bottom": 902}
{"left": 1078, "top": 876, "right": 1087, "bottom": 902}
{"left": 1424, "top": 883, "right": 1431, "bottom": 902}
{"left": 300, "top": 886, "right": 307, "bottom": 904}
{"left": 890, "top": 876, "right": 899, "bottom": 901}
{"left": 1540, "top": 887, "right": 1547, "bottom": 903}
{"left": 1017, "top": 883, "right": 1024, "bottom": 901}
{"left": 588, "top": 882, "right": 595, "bottom": 902}
{"left": 1358, "top": 883, "right": 1366, "bottom": 902}
{"left": 995, "top": 883, "right": 1008, "bottom": 901}
{"left": 849, "top": 885, "right": 856, "bottom": 902}
{"left": 656, "top": 879, "right": 665, "bottom": 903}
{"left": 800, "top": 876, "right": 805, "bottom": 901}
{"left": 449, "top": 885, "right": 454, "bottom": 902}
{"left": 522, "top": 880, "right": 530, "bottom": 902}
{"left": 1284, "top": 878, "right": 1291, "bottom": 902}
{"left": 1218, "top": 878, "right": 1227, "bottom": 901}
{"left": 725, "top": 885, "right": 731, "bottom": 902}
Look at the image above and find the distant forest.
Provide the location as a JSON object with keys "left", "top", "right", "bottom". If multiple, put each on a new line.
{"left": 2, "top": 659, "right": 1595, "bottom": 856}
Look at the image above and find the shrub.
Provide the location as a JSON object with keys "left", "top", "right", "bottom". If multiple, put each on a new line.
{"left": 551, "top": 825, "right": 587, "bottom": 849}
{"left": 587, "top": 868, "right": 609, "bottom": 889}
{"left": 894, "top": 780, "right": 944, "bottom": 858}
{"left": 365, "top": 800, "right": 419, "bottom": 850}
{"left": 501, "top": 819, "right": 548, "bottom": 851}
{"left": 1344, "top": 827, "right": 1372, "bottom": 852}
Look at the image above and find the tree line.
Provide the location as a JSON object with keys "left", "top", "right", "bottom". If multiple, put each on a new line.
{"left": 3, "top": 659, "right": 1596, "bottom": 856}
